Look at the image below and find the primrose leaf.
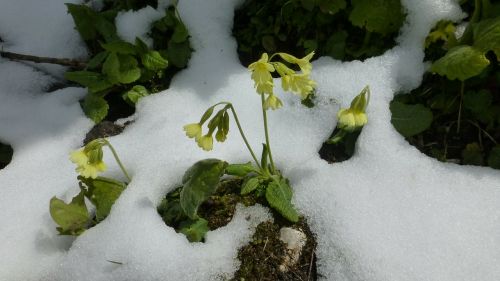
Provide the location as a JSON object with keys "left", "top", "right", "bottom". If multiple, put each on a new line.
{"left": 80, "top": 176, "right": 126, "bottom": 222}
{"left": 225, "top": 162, "right": 258, "bottom": 177}
{"left": 180, "top": 159, "right": 227, "bottom": 219}
{"left": 65, "top": 71, "right": 112, "bottom": 93}
{"left": 241, "top": 177, "right": 261, "bottom": 195}
{"left": 488, "top": 146, "right": 500, "bottom": 169}
{"left": 166, "top": 40, "right": 192, "bottom": 68}
{"left": 141, "top": 51, "right": 169, "bottom": 71}
{"left": 431, "top": 45, "right": 490, "bottom": 81}
{"left": 94, "top": 14, "right": 118, "bottom": 42}
{"left": 65, "top": 4, "right": 98, "bottom": 40}
{"left": 464, "top": 90, "right": 492, "bottom": 113}
{"left": 473, "top": 17, "right": 500, "bottom": 57}
{"left": 82, "top": 94, "right": 109, "bottom": 123}
{"left": 122, "top": 85, "right": 149, "bottom": 105}
{"left": 265, "top": 178, "right": 299, "bottom": 222}
{"left": 49, "top": 190, "right": 89, "bottom": 235}
{"left": 179, "top": 218, "right": 209, "bottom": 242}
{"left": 135, "top": 37, "right": 149, "bottom": 54}
{"left": 349, "top": 0, "right": 404, "bottom": 35}
{"left": 101, "top": 41, "right": 137, "bottom": 55}
{"left": 390, "top": 101, "right": 433, "bottom": 137}
{"left": 102, "top": 52, "right": 120, "bottom": 84}
{"left": 117, "top": 55, "right": 141, "bottom": 84}
{"left": 462, "top": 143, "right": 484, "bottom": 166}
{"left": 86, "top": 51, "right": 109, "bottom": 70}
{"left": 172, "top": 22, "right": 189, "bottom": 43}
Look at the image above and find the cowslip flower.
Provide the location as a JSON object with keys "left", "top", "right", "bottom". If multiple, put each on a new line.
{"left": 183, "top": 123, "right": 202, "bottom": 140}
{"left": 197, "top": 134, "right": 213, "bottom": 151}
{"left": 337, "top": 108, "right": 367, "bottom": 131}
{"left": 264, "top": 93, "right": 283, "bottom": 110}
{"left": 248, "top": 53, "right": 275, "bottom": 94}
{"left": 70, "top": 148, "right": 107, "bottom": 179}
{"left": 281, "top": 73, "right": 316, "bottom": 99}
{"left": 277, "top": 51, "right": 314, "bottom": 74}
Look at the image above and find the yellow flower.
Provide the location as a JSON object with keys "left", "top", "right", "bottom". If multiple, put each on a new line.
{"left": 70, "top": 149, "right": 88, "bottom": 166}
{"left": 76, "top": 160, "right": 107, "bottom": 179}
{"left": 264, "top": 93, "right": 283, "bottom": 110}
{"left": 281, "top": 73, "right": 316, "bottom": 99}
{"left": 337, "top": 108, "right": 367, "bottom": 131}
{"left": 183, "top": 123, "right": 202, "bottom": 140}
{"left": 248, "top": 53, "right": 275, "bottom": 94}
{"left": 277, "top": 51, "right": 314, "bottom": 74}
{"left": 197, "top": 134, "right": 213, "bottom": 151}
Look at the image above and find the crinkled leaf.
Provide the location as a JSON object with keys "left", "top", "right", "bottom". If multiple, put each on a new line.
{"left": 179, "top": 218, "right": 209, "bottom": 242}
{"left": 172, "top": 22, "right": 189, "bottom": 43}
{"left": 390, "top": 101, "right": 433, "bottom": 137}
{"left": 225, "top": 162, "right": 258, "bottom": 177}
{"left": 318, "top": 0, "right": 346, "bottom": 14}
{"left": 488, "top": 146, "right": 500, "bottom": 169}
{"left": 166, "top": 40, "right": 192, "bottom": 68}
{"left": 49, "top": 190, "right": 89, "bottom": 235}
{"left": 325, "top": 30, "right": 348, "bottom": 60}
{"left": 180, "top": 159, "right": 227, "bottom": 219}
{"left": 101, "top": 41, "right": 137, "bottom": 55}
{"left": 349, "top": 0, "right": 405, "bottom": 35}
{"left": 117, "top": 55, "right": 141, "bottom": 84}
{"left": 462, "top": 143, "right": 484, "bottom": 166}
{"left": 65, "top": 4, "right": 98, "bottom": 40}
{"left": 431, "top": 45, "right": 490, "bottom": 81}
{"left": 265, "top": 178, "right": 299, "bottom": 222}
{"left": 122, "top": 85, "right": 149, "bottom": 105}
{"left": 94, "top": 14, "right": 118, "bottom": 42}
{"left": 86, "top": 51, "right": 109, "bottom": 70}
{"left": 80, "top": 176, "right": 126, "bottom": 222}
{"left": 135, "top": 37, "right": 149, "bottom": 54}
{"left": 241, "top": 177, "right": 261, "bottom": 195}
{"left": 473, "top": 17, "right": 500, "bottom": 57}
{"left": 102, "top": 52, "right": 120, "bottom": 84}
{"left": 141, "top": 51, "right": 169, "bottom": 71}
{"left": 82, "top": 94, "right": 109, "bottom": 123}
{"left": 64, "top": 71, "right": 112, "bottom": 93}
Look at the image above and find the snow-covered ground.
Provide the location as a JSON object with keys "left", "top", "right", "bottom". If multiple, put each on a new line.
{"left": 0, "top": 0, "right": 499, "bottom": 280}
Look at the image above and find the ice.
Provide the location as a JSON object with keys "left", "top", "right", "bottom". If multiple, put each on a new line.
{"left": 0, "top": 0, "right": 499, "bottom": 280}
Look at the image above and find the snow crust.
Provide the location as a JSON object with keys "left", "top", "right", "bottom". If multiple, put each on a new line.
{"left": 0, "top": 0, "right": 499, "bottom": 280}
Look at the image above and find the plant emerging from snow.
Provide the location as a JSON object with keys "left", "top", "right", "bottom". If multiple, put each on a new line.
{"left": 49, "top": 138, "right": 130, "bottom": 235}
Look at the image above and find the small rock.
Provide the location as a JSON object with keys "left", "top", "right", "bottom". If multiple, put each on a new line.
{"left": 279, "top": 227, "right": 307, "bottom": 272}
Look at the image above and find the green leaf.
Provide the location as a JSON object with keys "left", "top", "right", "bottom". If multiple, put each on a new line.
{"left": 94, "top": 15, "right": 118, "bottom": 43}
{"left": 65, "top": 4, "right": 98, "bottom": 41}
{"left": 79, "top": 176, "right": 127, "bottom": 222}
{"left": 488, "top": 146, "right": 500, "bottom": 169}
{"left": 86, "top": 51, "right": 109, "bottom": 70}
{"left": 166, "top": 40, "right": 192, "bottom": 68}
{"left": 122, "top": 85, "right": 149, "bottom": 105}
{"left": 241, "top": 177, "right": 261, "bottom": 195}
{"left": 49, "top": 190, "right": 89, "bottom": 235}
{"left": 390, "top": 101, "right": 433, "bottom": 137}
{"left": 141, "top": 51, "right": 169, "bottom": 71}
{"left": 114, "top": 55, "right": 141, "bottom": 84}
{"left": 82, "top": 94, "right": 109, "bottom": 123}
{"left": 473, "top": 17, "right": 500, "bottom": 57}
{"left": 135, "top": 37, "right": 149, "bottom": 54}
{"left": 462, "top": 143, "right": 484, "bottom": 166}
{"left": 179, "top": 218, "right": 209, "bottom": 242}
{"left": 349, "top": 0, "right": 404, "bottom": 35}
{"left": 180, "top": 159, "right": 228, "bottom": 219}
{"left": 431, "top": 45, "right": 490, "bottom": 81}
{"left": 65, "top": 71, "right": 112, "bottom": 93}
{"left": 318, "top": 0, "right": 346, "bottom": 14}
{"left": 303, "top": 39, "right": 318, "bottom": 55}
{"left": 225, "top": 162, "right": 258, "bottom": 177}
{"left": 101, "top": 41, "right": 137, "bottom": 55}
{"left": 464, "top": 90, "right": 492, "bottom": 113}
{"left": 262, "top": 35, "right": 277, "bottom": 52}
{"left": 102, "top": 52, "right": 120, "bottom": 84}
{"left": 265, "top": 178, "right": 299, "bottom": 222}
{"left": 172, "top": 22, "right": 189, "bottom": 43}
{"left": 325, "top": 31, "right": 348, "bottom": 60}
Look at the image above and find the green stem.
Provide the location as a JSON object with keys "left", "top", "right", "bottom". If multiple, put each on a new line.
{"left": 102, "top": 139, "right": 131, "bottom": 182}
{"left": 216, "top": 102, "right": 261, "bottom": 169}
{"left": 261, "top": 94, "right": 276, "bottom": 174}
{"left": 456, "top": 81, "right": 465, "bottom": 134}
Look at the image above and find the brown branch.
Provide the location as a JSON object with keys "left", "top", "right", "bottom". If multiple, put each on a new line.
{"left": 0, "top": 50, "right": 87, "bottom": 69}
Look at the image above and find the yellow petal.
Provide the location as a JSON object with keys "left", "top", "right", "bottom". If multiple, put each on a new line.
{"left": 183, "top": 123, "right": 202, "bottom": 139}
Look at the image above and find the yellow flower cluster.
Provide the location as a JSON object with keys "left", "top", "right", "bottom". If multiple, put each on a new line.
{"left": 336, "top": 86, "right": 370, "bottom": 131}
{"left": 183, "top": 107, "right": 230, "bottom": 151}
{"left": 248, "top": 52, "right": 316, "bottom": 110}
{"left": 70, "top": 142, "right": 107, "bottom": 179}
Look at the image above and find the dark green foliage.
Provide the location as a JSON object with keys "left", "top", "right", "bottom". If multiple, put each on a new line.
{"left": 0, "top": 142, "right": 13, "bottom": 169}
{"left": 390, "top": 101, "right": 433, "bottom": 137}
{"left": 65, "top": 3, "right": 192, "bottom": 123}
{"left": 233, "top": 0, "right": 405, "bottom": 65}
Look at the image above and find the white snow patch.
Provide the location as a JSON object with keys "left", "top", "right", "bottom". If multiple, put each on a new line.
{"left": 0, "top": 0, "right": 499, "bottom": 281}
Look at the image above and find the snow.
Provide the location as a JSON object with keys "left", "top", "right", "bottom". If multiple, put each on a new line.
{"left": 0, "top": 0, "right": 499, "bottom": 280}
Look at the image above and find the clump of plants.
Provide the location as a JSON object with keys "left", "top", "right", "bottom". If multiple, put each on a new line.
{"left": 0, "top": 142, "right": 13, "bottom": 169}
{"left": 49, "top": 138, "right": 130, "bottom": 235}
{"left": 390, "top": 0, "right": 500, "bottom": 169}
{"left": 157, "top": 51, "right": 316, "bottom": 242}
{"left": 64, "top": 2, "right": 192, "bottom": 123}
{"left": 233, "top": 0, "right": 406, "bottom": 65}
